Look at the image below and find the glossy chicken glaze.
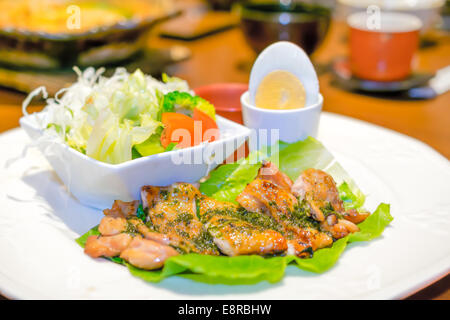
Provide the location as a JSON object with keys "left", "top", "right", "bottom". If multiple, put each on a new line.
{"left": 84, "top": 162, "right": 369, "bottom": 270}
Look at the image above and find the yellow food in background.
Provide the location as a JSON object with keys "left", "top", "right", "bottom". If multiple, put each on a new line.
{"left": 0, "top": 0, "right": 171, "bottom": 34}
{"left": 255, "top": 70, "right": 306, "bottom": 110}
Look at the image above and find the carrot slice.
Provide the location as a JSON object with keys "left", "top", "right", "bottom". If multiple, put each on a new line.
{"left": 160, "top": 113, "right": 195, "bottom": 149}
{"left": 193, "top": 108, "right": 220, "bottom": 142}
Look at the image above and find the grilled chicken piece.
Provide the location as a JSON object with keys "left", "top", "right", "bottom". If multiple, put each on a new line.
{"left": 103, "top": 200, "right": 139, "bottom": 218}
{"left": 286, "top": 236, "right": 310, "bottom": 257}
{"left": 85, "top": 196, "right": 189, "bottom": 268}
{"left": 237, "top": 178, "right": 332, "bottom": 253}
{"left": 292, "top": 168, "right": 367, "bottom": 239}
{"left": 292, "top": 168, "right": 369, "bottom": 223}
{"left": 197, "top": 196, "right": 240, "bottom": 219}
{"left": 84, "top": 233, "right": 132, "bottom": 258}
{"left": 98, "top": 216, "right": 127, "bottom": 236}
{"left": 206, "top": 215, "right": 287, "bottom": 256}
{"left": 197, "top": 196, "right": 287, "bottom": 256}
{"left": 86, "top": 163, "right": 366, "bottom": 267}
{"left": 127, "top": 218, "right": 171, "bottom": 246}
{"left": 291, "top": 169, "right": 341, "bottom": 222}
{"left": 257, "top": 161, "right": 293, "bottom": 191}
{"left": 86, "top": 214, "right": 177, "bottom": 269}
{"left": 344, "top": 209, "right": 370, "bottom": 225}
{"left": 120, "top": 236, "right": 178, "bottom": 270}
{"left": 98, "top": 215, "right": 172, "bottom": 244}
{"left": 141, "top": 183, "right": 219, "bottom": 255}
{"left": 237, "top": 178, "right": 298, "bottom": 225}
{"left": 286, "top": 228, "right": 334, "bottom": 256}
{"left": 320, "top": 216, "right": 360, "bottom": 239}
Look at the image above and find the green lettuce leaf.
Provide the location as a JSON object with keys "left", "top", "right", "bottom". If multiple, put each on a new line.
{"left": 76, "top": 138, "right": 393, "bottom": 284}
{"left": 273, "top": 137, "right": 334, "bottom": 179}
{"left": 275, "top": 137, "right": 363, "bottom": 199}
{"left": 175, "top": 255, "right": 287, "bottom": 285}
{"left": 290, "top": 203, "right": 392, "bottom": 273}
{"left": 200, "top": 138, "right": 364, "bottom": 207}
{"left": 76, "top": 225, "right": 125, "bottom": 265}
{"left": 164, "top": 143, "right": 178, "bottom": 152}
{"left": 199, "top": 159, "right": 261, "bottom": 204}
{"left": 289, "top": 237, "right": 348, "bottom": 273}
{"left": 338, "top": 182, "right": 365, "bottom": 210}
{"left": 131, "top": 147, "right": 142, "bottom": 160}
{"left": 134, "top": 133, "right": 165, "bottom": 157}
{"left": 76, "top": 226, "right": 100, "bottom": 247}
{"left": 76, "top": 203, "right": 392, "bottom": 283}
{"left": 347, "top": 203, "right": 392, "bottom": 242}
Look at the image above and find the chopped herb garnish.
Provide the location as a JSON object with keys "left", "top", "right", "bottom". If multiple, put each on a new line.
{"left": 136, "top": 204, "right": 147, "bottom": 222}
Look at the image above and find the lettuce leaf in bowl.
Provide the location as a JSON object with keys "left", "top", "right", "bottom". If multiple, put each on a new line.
{"left": 23, "top": 68, "right": 193, "bottom": 165}
{"left": 77, "top": 137, "right": 393, "bottom": 284}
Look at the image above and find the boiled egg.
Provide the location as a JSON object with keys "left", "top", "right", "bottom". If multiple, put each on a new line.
{"left": 249, "top": 41, "right": 319, "bottom": 109}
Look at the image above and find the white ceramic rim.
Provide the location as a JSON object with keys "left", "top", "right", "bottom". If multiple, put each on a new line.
{"left": 1, "top": 112, "right": 450, "bottom": 299}
{"left": 241, "top": 91, "right": 323, "bottom": 115}
{"left": 19, "top": 114, "right": 251, "bottom": 170}
{"left": 338, "top": 0, "right": 445, "bottom": 10}
{"left": 347, "top": 11, "right": 423, "bottom": 33}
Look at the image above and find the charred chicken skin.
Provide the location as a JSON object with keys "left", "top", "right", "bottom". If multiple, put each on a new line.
{"left": 84, "top": 163, "right": 369, "bottom": 270}
{"left": 292, "top": 168, "right": 369, "bottom": 239}
{"left": 197, "top": 196, "right": 287, "bottom": 256}
{"left": 141, "top": 183, "right": 219, "bottom": 255}
{"left": 237, "top": 167, "right": 333, "bottom": 256}
{"left": 84, "top": 199, "right": 178, "bottom": 269}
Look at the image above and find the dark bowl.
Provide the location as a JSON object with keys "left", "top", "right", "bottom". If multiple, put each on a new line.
{"left": 0, "top": 0, "right": 179, "bottom": 70}
{"left": 207, "top": 0, "right": 244, "bottom": 11}
{"left": 237, "top": 1, "right": 331, "bottom": 55}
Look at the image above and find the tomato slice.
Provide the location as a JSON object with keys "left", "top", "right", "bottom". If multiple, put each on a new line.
{"left": 160, "top": 112, "right": 195, "bottom": 149}
{"left": 193, "top": 108, "right": 220, "bottom": 142}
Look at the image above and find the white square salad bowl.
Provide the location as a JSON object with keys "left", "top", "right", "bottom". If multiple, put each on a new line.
{"left": 20, "top": 114, "right": 251, "bottom": 209}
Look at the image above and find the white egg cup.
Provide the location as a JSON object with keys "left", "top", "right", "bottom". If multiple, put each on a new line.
{"left": 249, "top": 41, "right": 320, "bottom": 108}
{"left": 241, "top": 91, "right": 323, "bottom": 147}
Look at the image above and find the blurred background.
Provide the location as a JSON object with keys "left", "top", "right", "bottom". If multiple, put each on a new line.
{"left": 0, "top": 0, "right": 448, "bottom": 299}
{"left": 0, "top": 0, "right": 448, "bottom": 152}
{"left": 0, "top": 0, "right": 448, "bottom": 92}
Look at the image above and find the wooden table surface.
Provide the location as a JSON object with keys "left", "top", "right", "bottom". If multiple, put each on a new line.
{"left": 0, "top": 9, "right": 448, "bottom": 300}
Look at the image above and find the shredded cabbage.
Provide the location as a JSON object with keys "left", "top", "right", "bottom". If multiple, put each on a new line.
{"left": 23, "top": 67, "right": 191, "bottom": 164}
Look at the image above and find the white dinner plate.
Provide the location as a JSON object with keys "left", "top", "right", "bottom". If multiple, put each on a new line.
{"left": 0, "top": 112, "right": 449, "bottom": 299}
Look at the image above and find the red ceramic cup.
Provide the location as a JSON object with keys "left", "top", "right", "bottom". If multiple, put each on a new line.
{"left": 347, "top": 11, "right": 422, "bottom": 82}
{"left": 194, "top": 83, "right": 250, "bottom": 161}
{"left": 194, "top": 83, "right": 248, "bottom": 124}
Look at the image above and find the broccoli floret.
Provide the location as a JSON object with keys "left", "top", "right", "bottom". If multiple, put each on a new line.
{"left": 161, "top": 91, "right": 216, "bottom": 120}
{"left": 162, "top": 91, "right": 196, "bottom": 114}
